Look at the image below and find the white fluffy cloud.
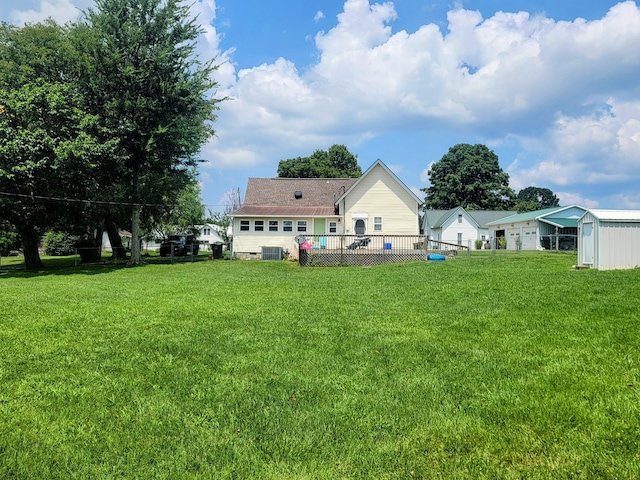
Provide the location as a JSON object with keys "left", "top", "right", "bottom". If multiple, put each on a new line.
{"left": 11, "top": 0, "right": 84, "bottom": 24}
{"left": 205, "top": 0, "right": 640, "bottom": 208}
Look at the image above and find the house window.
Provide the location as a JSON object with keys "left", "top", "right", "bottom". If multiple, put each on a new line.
{"left": 254, "top": 220, "right": 264, "bottom": 232}
{"left": 269, "top": 220, "right": 278, "bottom": 232}
{"left": 240, "top": 220, "right": 250, "bottom": 231}
{"left": 458, "top": 214, "right": 463, "bottom": 224}
{"left": 374, "top": 217, "right": 382, "bottom": 231}
{"left": 283, "top": 220, "right": 293, "bottom": 232}
{"left": 457, "top": 233, "right": 462, "bottom": 245}
{"left": 329, "top": 221, "right": 337, "bottom": 233}
{"left": 203, "top": 228, "right": 211, "bottom": 235}
{"left": 297, "top": 220, "right": 307, "bottom": 232}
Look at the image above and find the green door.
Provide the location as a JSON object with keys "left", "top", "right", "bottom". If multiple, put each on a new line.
{"left": 314, "top": 218, "right": 326, "bottom": 235}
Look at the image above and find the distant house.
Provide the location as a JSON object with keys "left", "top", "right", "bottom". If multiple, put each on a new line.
{"left": 423, "top": 207, "right": 516, "bottom": 249}
{"left": 486, "top": 205, "right": 588, "bottom": 250}
{"left": 578, "top": 209, "right": 640, "bottom": 270}
{"left": 229, "top": 159, "right": 423, "bottom": 259}
{"left": 197, "top": 223, "right": 226, "bottom": 251}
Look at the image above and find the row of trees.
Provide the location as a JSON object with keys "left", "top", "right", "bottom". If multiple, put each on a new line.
{"left": 422, "top": 144, "right": 559, "bottom": 212}
{"left": 0, "top": 0, "right": 220, "bottom": 268}
{"left": 277, "top": 143, "right": 558, "bottom": 213}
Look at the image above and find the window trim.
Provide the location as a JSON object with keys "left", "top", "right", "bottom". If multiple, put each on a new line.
{"left": 283, "top": 220, "right": 293, "bottom": 232}
{"left": 297, "top": 220, "right": 307, "bottom": 232}
{"left": 268, "top": 220, "right": 279, "bottom": 232}
{"left": 240, "top": 220, "right": 250, "bottom": 231}
{"left": 254, "top": 220, "right": 264, "bottom": 232}
{"left": 374, "top": 216, "right": 382, "bottom": 231}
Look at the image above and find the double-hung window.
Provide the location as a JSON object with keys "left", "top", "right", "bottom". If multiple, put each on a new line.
{"left": 269, "top": 220, "right": 279, "bottom": 232}
{"left": 283, "top": 220, "right": 293, "bottom": 232}
{"left": 329, "top": 221, "right": 337, "bottom": 233}
{"left": 240, "top": 220, "right": 250, "bottom": 231}
{"left": 254, "top": 220, "right": 264, "bottom": 232}
{"left": 297, "top": 220, "right": 307, "bottom": 232}
{"left": 374, "top": 217, "right": 382, "bottom": 231}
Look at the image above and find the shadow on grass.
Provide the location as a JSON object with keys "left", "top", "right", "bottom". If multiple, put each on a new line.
{"left": 0, "top": 253, "right": 212, "bottom": 278}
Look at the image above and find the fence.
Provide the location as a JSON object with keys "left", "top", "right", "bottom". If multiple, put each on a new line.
{"left": 297, "top": 234, "right": 467, "bottom": 267}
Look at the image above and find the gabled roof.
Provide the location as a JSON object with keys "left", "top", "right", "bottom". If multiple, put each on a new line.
{"left": 486, "top": 206, "right": 564, "bottom": 225}
{"left": 230, "top": 177, "right": 358, "bottom": 217}
{"left": 486, "top": 205, "right": 589, "bottom": 226}
{"left": 335, "top": 159, "right": 423, "bottom": 206}
{"left": 423, "top": 209, "right": 451, "bottom": 229}
{"left": 467, "top": 210, "right": 517, "bottom": 228}
{"left": 423, "top": 207, "right": 516, "bottom": 229}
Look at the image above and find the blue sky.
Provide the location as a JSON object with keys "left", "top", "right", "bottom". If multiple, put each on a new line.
{"left": 2, "top": 0, "right": 640, "bottom": 212}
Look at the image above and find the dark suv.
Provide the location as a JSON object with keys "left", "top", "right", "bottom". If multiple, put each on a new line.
{"left": 159, "top": 234, "right": 199, "bottom": 257}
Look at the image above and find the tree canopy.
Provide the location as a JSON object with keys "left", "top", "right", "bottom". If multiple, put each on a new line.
{"left": 75, "top": 0, "right": 221, "bottom": 265}
{"left": 514, "top": 186, "right": 560, "bottom": 212}
{"left": 0, "top": 0, "right": 221, "bottom": 269}
{"left": 0, "top": 21, "right": 115, "bottom": 268}
{"left": 422, "top": 144, "right": 515, "bottom": 210}
{"left": 277, "top": 144, "right": 362, "bottom": 178}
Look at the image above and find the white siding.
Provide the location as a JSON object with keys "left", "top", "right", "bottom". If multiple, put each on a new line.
{"left": 343, "top": 164, "right": 419, "bottom": 236}
{"left": 232, "top": 217, "right": 342, "bottom": 255}
{"left": 597, "top": 222, "right": 640, "bottom": 270}
{"left": 441, "top": 212, "right": 477, "bottom": 246}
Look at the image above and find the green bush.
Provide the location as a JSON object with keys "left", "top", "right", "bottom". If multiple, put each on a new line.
{"left": 475, "top": 239, "right": 483, "bottom": 250}
{"left": 42, "top": 231, "right": 80, "bottom": 256}
{"left": 0, "top": 227, "right": 20, "bottom": 256}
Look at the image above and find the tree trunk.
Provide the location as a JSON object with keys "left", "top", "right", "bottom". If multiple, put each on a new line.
{"left": 20, "top": 229, "right": 44, "bottom": 270}
{"left": 127, "top": 204, "right": 144, "bottom": 266}
{"left": 106, "top": 220, "right": 127, "bottom": 260}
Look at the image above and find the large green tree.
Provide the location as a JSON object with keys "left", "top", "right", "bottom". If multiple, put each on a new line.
{"left": 514, "top": 186, "right": 560, "bottom": 212}
{"left": 76, "top": 0, "right": 221, "bottom": 265}
{"left": 0, "top": 21, "right": 115, "bottom": 269}
{"left": 422, "top": 144, "right": 515, "bottom": 210}
{"left": 278, "top": 144, "right": 362, "bottom": 178}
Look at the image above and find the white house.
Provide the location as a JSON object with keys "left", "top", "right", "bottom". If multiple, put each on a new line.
{"left": 423, "top": 207, "right": 516, "bottom": 249}
{"left": 197, "top": 223, "right": 226, "bottom": 251}
{"left": 229, "top": 159, "right": 423, "bottom": 259}
{"left": 486, "top": 205, "right": 588, "bottom": 250}
{"left": 578, "top": 209, "right": 640, "bottom": 270}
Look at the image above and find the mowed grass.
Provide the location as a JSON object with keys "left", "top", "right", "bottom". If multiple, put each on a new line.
{"left": 0, "top": 252, "right": 639, "bottom": 479}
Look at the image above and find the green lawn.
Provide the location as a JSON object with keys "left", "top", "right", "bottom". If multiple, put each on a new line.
{"left": 1, "top": 253, "right": 638, "bottom": 478}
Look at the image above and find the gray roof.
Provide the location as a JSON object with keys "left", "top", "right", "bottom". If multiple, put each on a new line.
{"left": 230, "top": 177, "right": 358, "bottom": 217}
{"left": 424, "top": 207, "right": 516, "bottom": 229}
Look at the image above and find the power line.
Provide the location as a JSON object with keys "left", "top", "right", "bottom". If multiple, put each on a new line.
{"left": 0, "top": 191, "right": 236, "bottom": 210}
{"left": 0, "top": 191, "right": 168, "bottom": 208}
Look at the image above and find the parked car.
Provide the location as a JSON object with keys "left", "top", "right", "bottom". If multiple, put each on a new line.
{"left": 159, "top": 234, "right": 199, "bottom": 257}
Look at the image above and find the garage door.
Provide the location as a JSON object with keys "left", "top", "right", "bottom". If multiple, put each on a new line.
{"left": 507, "top": 229, "right": 520, "bottom": 249}
{"left": 520, "top": 230, "right": 538, "bottom": 250}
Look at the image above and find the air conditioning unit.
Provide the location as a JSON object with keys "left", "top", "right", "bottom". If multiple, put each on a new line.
{"left": 261, "top": 246, "right": 283, "bottom": 261}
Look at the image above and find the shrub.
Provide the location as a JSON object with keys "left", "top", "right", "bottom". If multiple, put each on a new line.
{"left": 42, "top": 231, "right": 80, "bottom": 256}
{"left": 0, "top": 227, "right": 20, "bottom": 256}
{"left": 475, "top": 239, "right": 483, "bottom": 250}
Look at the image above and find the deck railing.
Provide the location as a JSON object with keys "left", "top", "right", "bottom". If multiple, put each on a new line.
{"left": 297, "top": 234, "right": 466, "bottom": 267}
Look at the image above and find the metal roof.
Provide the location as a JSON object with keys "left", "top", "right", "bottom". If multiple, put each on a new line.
{"left": 485, "top": 206, "right": 563, "bottom": 225}
{"left": 587, "top": 209, "right": 640, "bottom": 221}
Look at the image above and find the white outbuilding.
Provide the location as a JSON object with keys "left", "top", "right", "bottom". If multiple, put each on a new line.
{"left": 578, "top": 209, "right": 640, "bottom": 270}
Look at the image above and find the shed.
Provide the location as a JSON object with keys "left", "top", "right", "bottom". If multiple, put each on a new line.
{"left": 578, "top": 209, "right": 640, "bottom": 270}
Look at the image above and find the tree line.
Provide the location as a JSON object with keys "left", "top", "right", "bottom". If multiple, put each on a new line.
{"left": 0, "top": 0, "right": 221, "bottom": 269}
{"left": 278, "top": 143, "right": 559, "bottom": 213}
